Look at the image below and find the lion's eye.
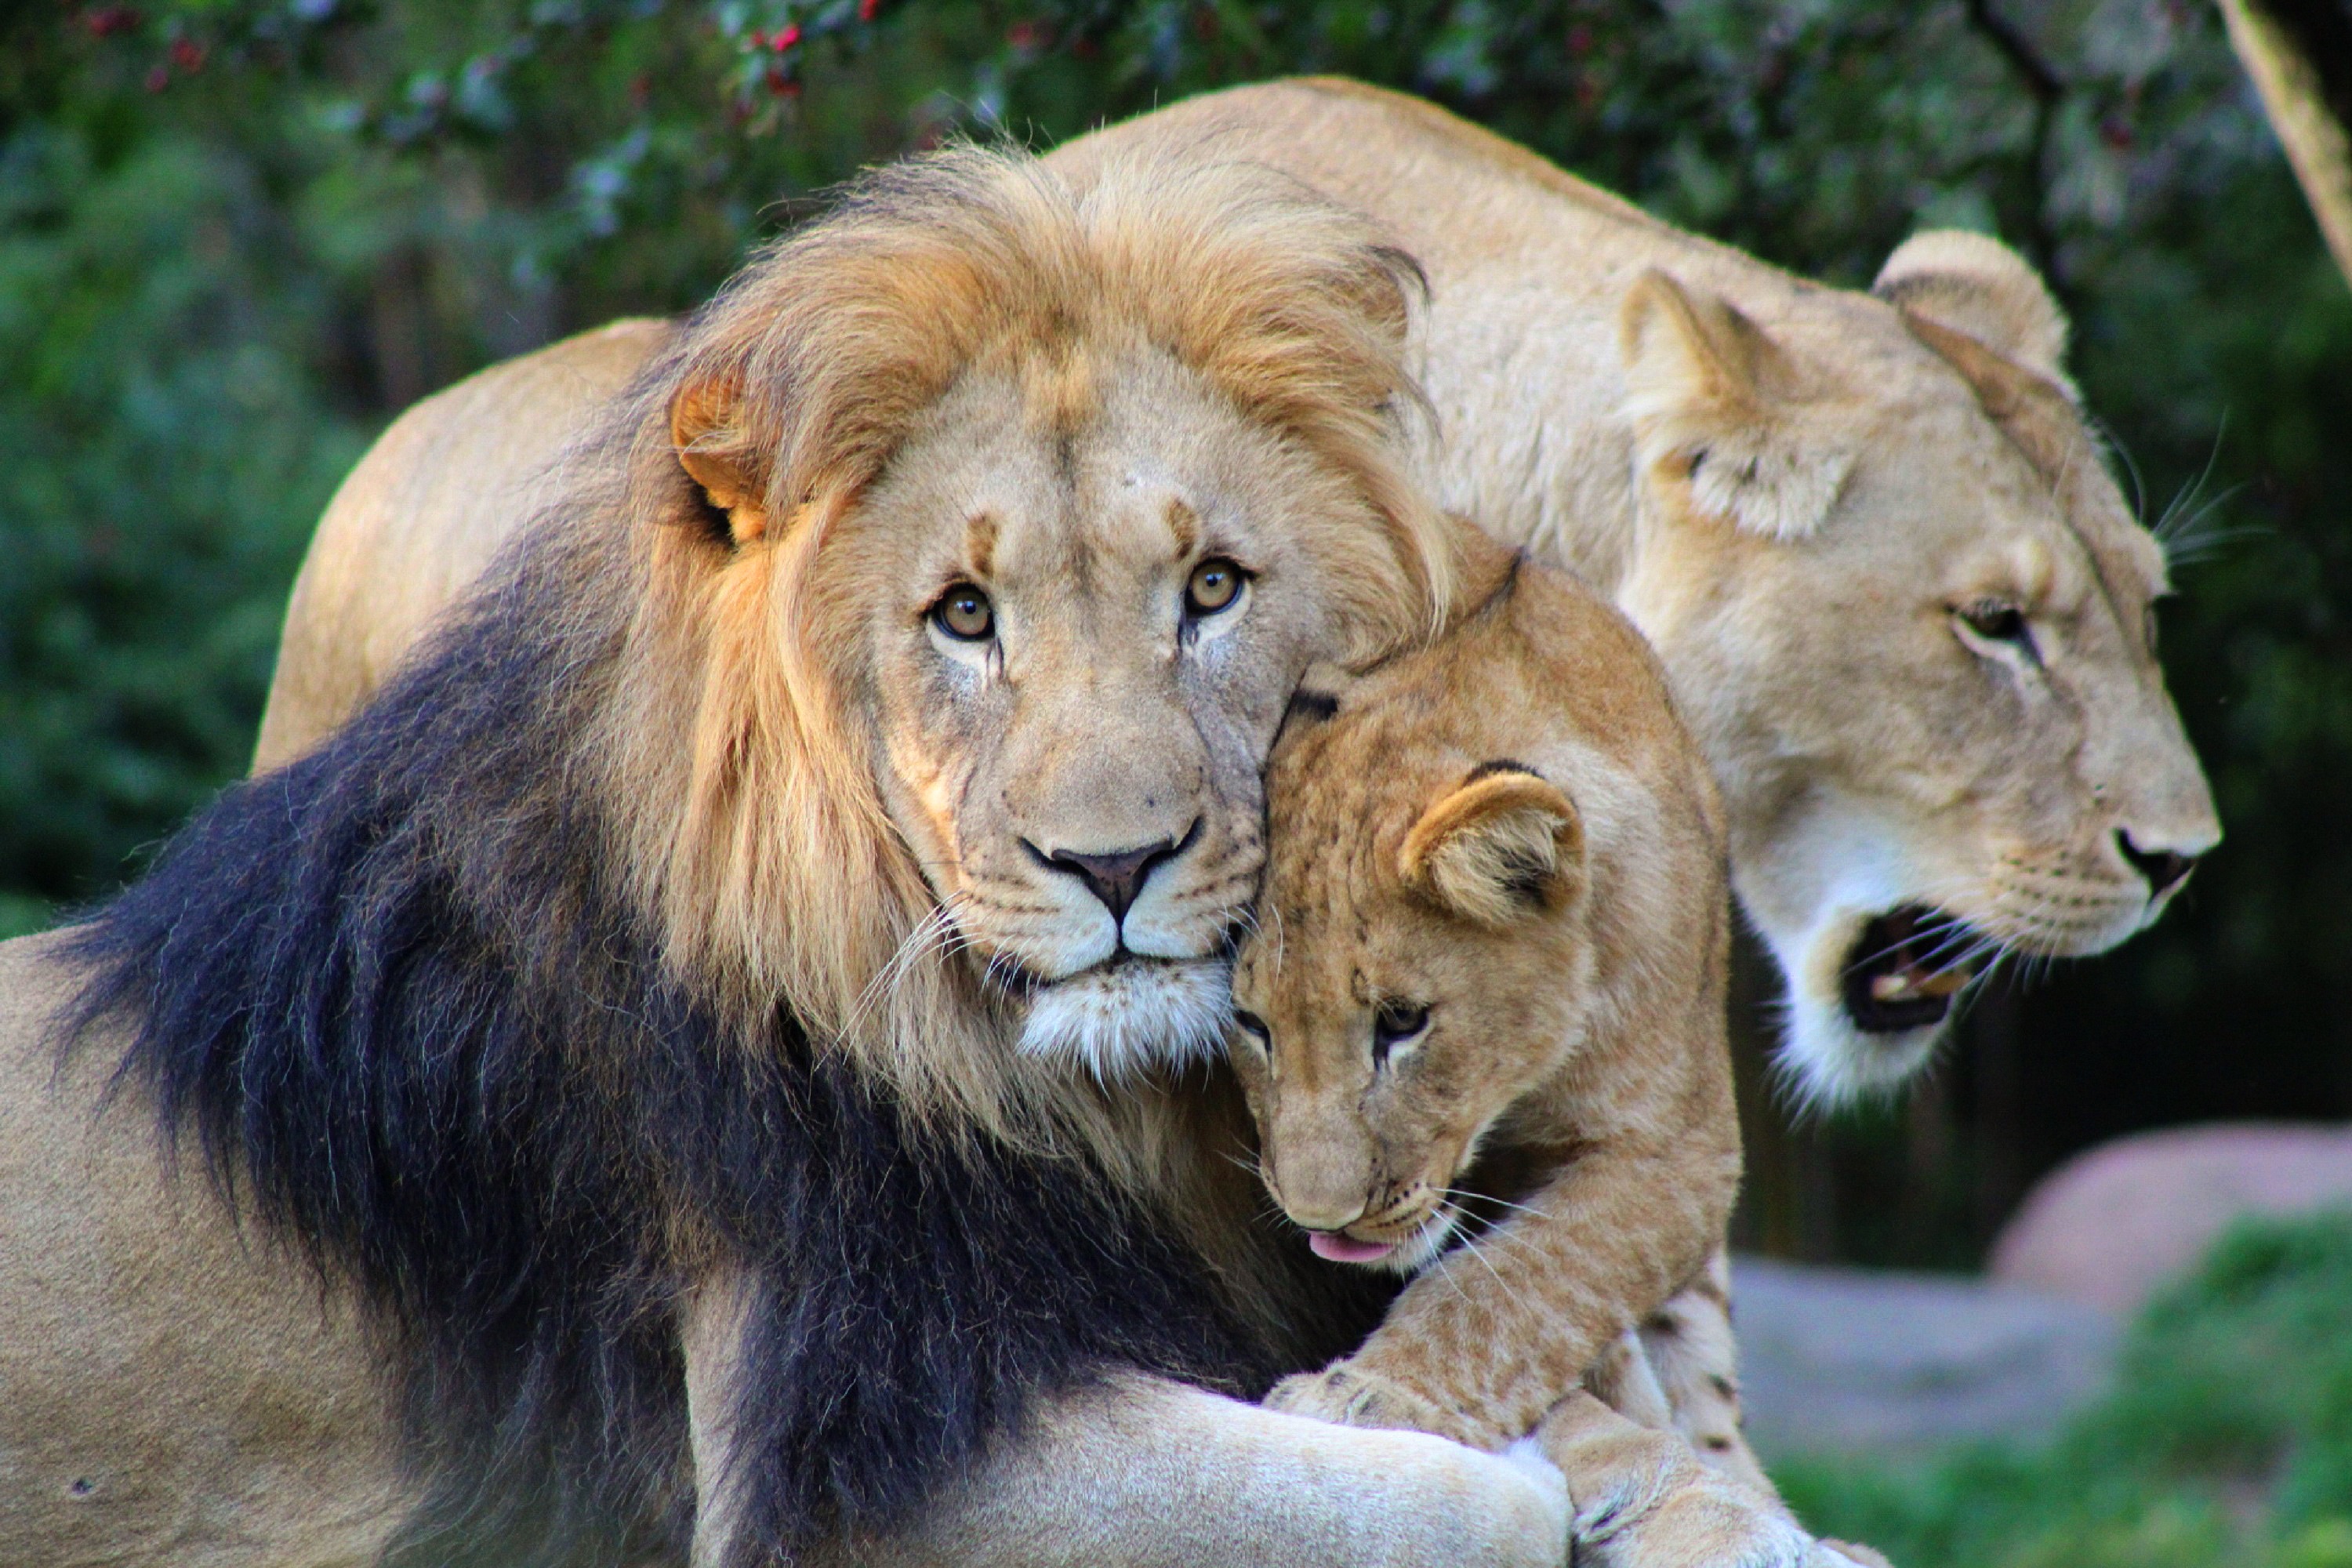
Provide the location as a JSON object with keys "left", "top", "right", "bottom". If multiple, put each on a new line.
{"left": 1954, "top": 599, "right": 2038, "bottom": 663}
{"left": 1232, "top": 1009, "right": 1271, "bottom": 1044}
{"left": 1372, "top": 1001, "right": 1429, "bottom": 1065}
{"left": 931, "top": 583, "right": 995, "bottom": 642}
{"left": 1185, "top": 557, "right": 1247, "bottom": 618}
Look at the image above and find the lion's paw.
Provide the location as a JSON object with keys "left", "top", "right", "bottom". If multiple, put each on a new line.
{"left": 1262, "top": 1363, "right": 1482, "bottom": 1446}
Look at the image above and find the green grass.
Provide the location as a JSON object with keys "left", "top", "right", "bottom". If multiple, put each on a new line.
{"left": 1777, "top": 1214, "right": 2352, "bottom": 1568}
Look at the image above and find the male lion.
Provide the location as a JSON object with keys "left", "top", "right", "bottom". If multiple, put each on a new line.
{"left": 246, "top": 78, "right": 2222, "bottom": 1513}
{"left": 2, "top": 148, "right": 1594, "bottom": 1568}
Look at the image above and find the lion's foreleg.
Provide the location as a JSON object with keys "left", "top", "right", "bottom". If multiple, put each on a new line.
{"left": 682, "top": 1270, "right": 1571, "bottom": 1568}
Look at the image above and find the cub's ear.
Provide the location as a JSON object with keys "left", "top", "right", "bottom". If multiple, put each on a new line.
{"left": 1617, "top": 270, "right": 1853, "bottom": 543}
{"left": 671, "top": 372, "right": 771, "bottom": 545}
{"left": 1399, "top": 765, "right": 1585, "bottom": 927}
{"left": 1872, "top": 230, "right": 2074, "bottom": 396}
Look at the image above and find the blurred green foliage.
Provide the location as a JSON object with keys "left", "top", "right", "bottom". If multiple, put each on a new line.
{"left": 1780, "top": 1214, "right": 2352, "bottom": 1568}
{"left": 2, "top": 1, "right": 2345, "bottom": 1259}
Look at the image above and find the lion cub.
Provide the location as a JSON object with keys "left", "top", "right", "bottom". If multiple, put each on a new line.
{"left": 1229, "top": 532, "right": 1825, "bottom": 1560}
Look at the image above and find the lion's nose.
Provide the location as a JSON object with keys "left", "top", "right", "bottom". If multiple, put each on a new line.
{"left": 1035, "top": 825, "right": 1194, "bottom": 922}
{"left": 2117, "top": 829, "right": 2197, "bottom": 897}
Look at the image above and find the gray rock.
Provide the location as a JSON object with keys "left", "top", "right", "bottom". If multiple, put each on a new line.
{"left": 1730, "top": 1255, "right": 2118, "bottom": 1458}
{"left": 1989, "top": 1122, "right": 2352, "bottom": 1314}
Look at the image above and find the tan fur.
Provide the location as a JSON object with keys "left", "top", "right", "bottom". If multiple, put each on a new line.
{"left": 1235, "top": 532, "right": 1737, "bottom": 1448}
{"left": 1227, "top": 534, "right": 1842, "bottom": 1567}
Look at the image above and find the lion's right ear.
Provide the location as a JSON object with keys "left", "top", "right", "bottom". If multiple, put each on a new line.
{"left": 1398, "top": 766, "right": 1585, "bottom": 928}
{"left": 1617, "top": 270, "right": 1853, "bottom": 543}
{"left": 671, "top": 372, "right": 771, "bottom": 545}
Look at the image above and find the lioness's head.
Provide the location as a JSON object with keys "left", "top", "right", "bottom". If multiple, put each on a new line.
{"left": 623, "top": 147, "right": 1449, "bottom": 1123}
{"left": 1230, "top": 736, "right": 1592, "bottom": 1276}
{"left": 1614, "top": 231, "right": 2219, "bottom": 1099}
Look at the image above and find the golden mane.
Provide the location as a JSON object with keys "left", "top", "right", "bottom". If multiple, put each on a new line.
{"left": 578, "top": 147, "right": 1452, "bottom": 1149}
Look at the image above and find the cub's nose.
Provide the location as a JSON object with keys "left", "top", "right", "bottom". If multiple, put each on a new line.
{"left": 2116, "top": 829, "right": 2197, "bottom": 898}
{"left": 1035, "top": 831, "right": 1186, "bottom": 922}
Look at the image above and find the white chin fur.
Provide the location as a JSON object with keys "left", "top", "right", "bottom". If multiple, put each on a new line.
{"left": 1777, "top": 982, "right": 1947, "bottom": 1106}
{"left": 1759, "top": 901, "right": 1951, "bottom": 1107}
{"left": 1017, "top": 958, "right": 1232, "bottom": 1081}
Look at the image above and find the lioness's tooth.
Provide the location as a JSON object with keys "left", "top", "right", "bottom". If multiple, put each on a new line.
{"left": 1871, "top": 973, "right": 1915, "bottom": 1002}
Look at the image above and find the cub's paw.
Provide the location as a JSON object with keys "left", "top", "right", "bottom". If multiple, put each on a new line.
{"left": 1573, "top": 1463, "right": 1828, "bottom": 1568}
{"left": 1262, "top": 1363, "right": 1482, "bottom": 1446}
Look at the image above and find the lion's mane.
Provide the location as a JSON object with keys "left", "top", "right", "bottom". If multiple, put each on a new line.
{"left": 60, "top": 148, "right": 1431, "bottom": 1562}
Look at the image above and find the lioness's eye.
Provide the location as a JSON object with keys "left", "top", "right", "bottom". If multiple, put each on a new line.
{"left": 931, "top": 583, "right": 995, "bottom": 642}
{"left": 1185, "top": 557, "right": 1247, "bottom": 618}
{"left": 1372, "top": 1001, "right": 1429, "bottom": 1065}
{"left": 1232, "top": 1009, "right": 1271, "bottom": 1044}
{"left": 1954, "top": 599, "right": 2038, "bottom": 663}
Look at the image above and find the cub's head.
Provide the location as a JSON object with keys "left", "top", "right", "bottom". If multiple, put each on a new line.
{"left": 621, "top": 147, "right": 1450, "bottom": 1127}
{"left": 1614, "top": 231, "right": 2220, "bottom": 1100}
{"left": 1227, "top": 620, "right": 1596, "bottom": 1273}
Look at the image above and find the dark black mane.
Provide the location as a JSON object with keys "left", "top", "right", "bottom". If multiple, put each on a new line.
{"left": 57, "top": 511, "right": 1367, "bottom": 1564}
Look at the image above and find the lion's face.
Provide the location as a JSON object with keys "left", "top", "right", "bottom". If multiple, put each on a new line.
{"left": 646, "top": 150, "right": 1444, "bottom": 1119}
{"left": 1617, "top": 238, "right": 2220, "bottom": 1099}
{"left": 848, "top": 352, "right": 1395, "bottom": 1076}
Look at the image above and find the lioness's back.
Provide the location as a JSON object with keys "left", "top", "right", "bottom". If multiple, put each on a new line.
{"left": 252, "top": 317, "right": 671, "bottom": 771}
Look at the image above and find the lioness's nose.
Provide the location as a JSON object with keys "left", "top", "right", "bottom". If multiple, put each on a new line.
{"left": 2116, "top": 829, "right": 2197, "bottom": 897}
{"left": 1036, "top": 826, "right": 1192, "bottom": 921}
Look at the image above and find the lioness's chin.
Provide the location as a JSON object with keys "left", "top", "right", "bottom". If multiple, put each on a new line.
{"left": 1768, "top": 904, "right": 1981, "bottom": 1104}
{"left": 1017, "top": 957, "right": 1232, "bottom": 1080}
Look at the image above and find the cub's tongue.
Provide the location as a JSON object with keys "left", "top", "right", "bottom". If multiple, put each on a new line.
{"left": 1308, "top": 1232, "right": 1397, "bottom": 1265}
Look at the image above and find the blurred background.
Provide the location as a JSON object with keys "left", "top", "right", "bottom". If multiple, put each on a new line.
{"left": 2, "top": 3, "right": 2348, "bottom": 1563}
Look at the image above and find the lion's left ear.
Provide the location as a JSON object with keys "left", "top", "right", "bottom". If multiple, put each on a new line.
{"left": 1399, "top": 765, "right": 1585, "bottom": 928}
{"left": 671, "top": 372, "right": 771, "bottom": 545}
{"left": 1872, "top": 230, "right": 2076, "bottom": 397}
{"left": 1617, "top": 270, "right": 1855, "bottom": 543}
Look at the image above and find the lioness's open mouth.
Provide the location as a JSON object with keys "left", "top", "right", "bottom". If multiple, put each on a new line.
{"left": 1840, "top": 906, "right": 1984, "bottom": 1033}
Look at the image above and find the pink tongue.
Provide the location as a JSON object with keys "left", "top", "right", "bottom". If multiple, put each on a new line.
{"left": 1309, "top": 1232, "right": 1398, "bottom": 1265}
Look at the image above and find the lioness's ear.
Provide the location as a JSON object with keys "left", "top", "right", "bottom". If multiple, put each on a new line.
{"left": 1872, "top": 230, "right": 2074, "bottom": 394}
{"left": 1617, "top": 270, "right": 1852, "bottom": 542}
{"left": 671, "top": 372, "right": 771, "bottom": 545}
{"left": 1399, "top": 765, "right": 1585, "bottom": 927}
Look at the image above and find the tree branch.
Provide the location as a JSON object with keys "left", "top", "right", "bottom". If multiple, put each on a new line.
{"left": 1963, "top": 0, "right": 2063, "bottom": 105}
{"left": 2220, "top": 0, "right": 2352, "bottom": 290}
{"left": 1962, "top": 0, "right": 2065, "bottom": 278}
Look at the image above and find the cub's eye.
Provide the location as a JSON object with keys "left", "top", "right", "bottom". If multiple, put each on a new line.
{"left": 1372, "top": 1001, "right": 1430, "bottom": 1064}
{"left": 931, "top": 583, "right": 995, "bottom": 642}
{"left": 1185, "top": 557, "right": 1247, "bottom": 618}
{"left": 1232, "top": 1009, "right": 1271, "bottom": 1044}
{"left": 1953, "top": 599, "right": 2038, "bottom": 662}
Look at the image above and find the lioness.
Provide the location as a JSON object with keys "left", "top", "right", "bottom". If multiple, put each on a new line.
{"left": 1232, "top": 528, "right": 1836, "bottom": 1566}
